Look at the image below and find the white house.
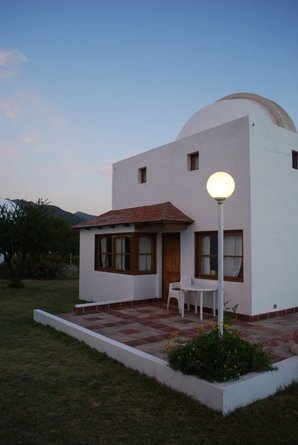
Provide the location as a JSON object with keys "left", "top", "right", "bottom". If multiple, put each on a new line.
{"left": 75, "top": 92, "right": 298, "bottom": 320}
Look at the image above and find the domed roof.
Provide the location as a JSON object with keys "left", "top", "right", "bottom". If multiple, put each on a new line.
{"left": 176, "top": 92, "right": 296, "bottom": 140}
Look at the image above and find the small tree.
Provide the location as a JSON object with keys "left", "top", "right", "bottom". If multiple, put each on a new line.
{"left": 0, "top": 199, "right": 80, "bottom": 286}
{"left": 0, "top": 199, "right": 49, "bottom": 287}
{"left": 43, "top": 215, "right": 79, "bottom": 260}
{"left": 0, "top": 202, "right": 20, "bottom": 287}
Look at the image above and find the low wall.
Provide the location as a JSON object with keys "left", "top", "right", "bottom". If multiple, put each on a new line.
{"left": 33, "top": 309, "right": 298, "bottom": 415}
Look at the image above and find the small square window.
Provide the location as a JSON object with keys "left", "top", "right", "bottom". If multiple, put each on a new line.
{"left": 292, "top": 150, "right": 298, "bottom": 169}
{"left": 188, "top": 152, "right": 199, "bottom": 171}
{"left": 139, "top": 167, "right": 147, "bottom": 183}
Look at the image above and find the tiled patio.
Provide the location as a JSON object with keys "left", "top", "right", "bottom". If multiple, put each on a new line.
{"left": 59, "top": 303, "right": 298, "bottom": 363}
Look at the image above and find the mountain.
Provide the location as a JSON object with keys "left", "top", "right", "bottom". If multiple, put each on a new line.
{"left": 0, "top": 198, "right": 96, "bottom": 225}
{"left": 45, "top": 204, "right": 96, "bottom": 225}
{"left": 74, "top": 211, "right": 96, "bottom": 221}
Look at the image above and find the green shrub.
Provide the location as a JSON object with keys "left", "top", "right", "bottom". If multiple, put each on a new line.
{"left": 0, "top": 261, "right": 8, "bottom": 279}
{"left": 21, "top": 253, "right": 65, "bottom": 279}
{"left": 167, "top": 325, "right": 276, "bottom": 382}
{"left": 71, "top": 254, "right": 80, "bottom": 267}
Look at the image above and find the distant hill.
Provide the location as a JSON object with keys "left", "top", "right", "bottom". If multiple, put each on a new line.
{"left": 74, "top": 211, "right": 96, "bottom": 221}
{"left": 45, "top": 204, "right": 96, "bottom": 225}
{"left": 0, "top": 198, "right": 96, "bottom": 225}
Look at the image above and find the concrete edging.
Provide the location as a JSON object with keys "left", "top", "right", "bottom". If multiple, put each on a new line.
{"left": 33, "top": 309, "right": 298, "bottom": 415}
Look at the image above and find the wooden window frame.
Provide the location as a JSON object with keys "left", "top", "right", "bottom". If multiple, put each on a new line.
{"left": 292, "top": 150, "right": 298, "bottom": 169}
{"left": 188, "top": 151, "right": 199, "bottom": 171}
{"left": 95, "top": 233, "right": 156, "bottom": 275}
{"left": 195, "top": 230, "right": 243, "bottom": 282}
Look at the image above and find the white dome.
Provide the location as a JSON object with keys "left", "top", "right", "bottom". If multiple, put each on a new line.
{"left": 177, "top": 92, "right": 297, "bottom": 140}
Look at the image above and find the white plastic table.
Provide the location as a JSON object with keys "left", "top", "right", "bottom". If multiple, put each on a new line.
{"left": 181, "top": 284, "right": 217, "bottom": 320}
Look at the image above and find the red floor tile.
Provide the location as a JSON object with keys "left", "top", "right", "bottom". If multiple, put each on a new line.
{"left": 142, "top": 336, "right": 164, "bottom": 343}
{"left": 123, "top": 339, "right": 147, "bottom": 347}
{"left": 58, "top": 303, "right": 298, "bottom": 363}
{"left": 119, "top": 328, "right": 141, "bottom": 335}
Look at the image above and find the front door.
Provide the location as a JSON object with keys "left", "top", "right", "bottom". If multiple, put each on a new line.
{"left": 162, "top": 233, "right": 180, "bottom": 302}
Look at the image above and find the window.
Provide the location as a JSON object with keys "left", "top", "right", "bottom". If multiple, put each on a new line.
{"left": 188, "top": 151, "right": 199, "bottom": 171}
{"left": 95, "top": 233, "right": 156, "bottom": 274}
{"left": 139, "top": 167, "right": 147, "bottom": 183}
{"left": 95, "top": 235, "right": 130, "bottom": 271}
{"left": 115, "top": 236, "right": 131, "bottom": 271}
{"left": 138, "top": 235, "right": 154, "bottom": 272}
{"left": 195, "top": 230, "right": 243, "bottom": 281}
{"left": 292, "top": 150, "right": 298, "bottom": 169}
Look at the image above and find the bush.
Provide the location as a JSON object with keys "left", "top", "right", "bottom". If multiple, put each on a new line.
{"left": 167, "top": 325, "right": 276, "bottom": 382}
{"left": 20, "top": 253, "right": 65, "bottom": 279}
{"left": 0, "top": 261, "right": 9, "bottom": 279}
{"left": 71, "top": 254, "right": 80, "bottom": 267}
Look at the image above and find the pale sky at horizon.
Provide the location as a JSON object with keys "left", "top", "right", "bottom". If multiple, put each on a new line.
{"left": 1, "top": 0, "right": 297, "bottom": 215}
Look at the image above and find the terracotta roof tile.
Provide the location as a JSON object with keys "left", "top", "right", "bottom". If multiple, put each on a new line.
{"left": 74, "top": 202, "right": 193, "bottom": 229}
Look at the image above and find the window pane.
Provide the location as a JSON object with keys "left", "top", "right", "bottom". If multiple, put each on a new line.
{"left": 139, "top": 256, "right": 152, "bottom": 271}
{"left": 115, "top": 237, "right": 130, "bottom": 270}
{"left": 100, "top": 253, "right": 109, "bottom": 269}
{"left": 224, "top": 235, "right": 242, "bottom": 255}
{"left": 224, "top": 257, "right": 242, "bottom": 277}
{"left": 124, "top": 255, "right": 130, "bottom": 270}
{"left": 200, "top": 236, "right": 212, "bottom": 274}
{"left": 224, "top": 235, "right": 242, "bottom": 277}
{"left": 125, "top": 237, "right": 130, "bottom": 253}
{"left": 139, "top": 236, "right": 152, "bottom": 253}
{"left": 115, "top": 237, "right": 122, "bottom": 269}
{"left": 210, "top": 234, "right": 217, "bottom": 255}
{"left": 139, "top": 236, "right": 152, "bottom": 271}
{"left": 100, "top": 237, "right": 110, "bottom": 268}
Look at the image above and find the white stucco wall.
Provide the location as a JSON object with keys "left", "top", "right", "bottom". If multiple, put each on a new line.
{"left": 79, "top": 227, "right": 163, "bottom": 302}
{"left": 112, "top": 117, "right": 252, "bottom": 315}
{"left": 80, "top": 108, "right": 297, "bottom": 316}
{"left": 250, "top": 121, "right": 298, "bottom": 314}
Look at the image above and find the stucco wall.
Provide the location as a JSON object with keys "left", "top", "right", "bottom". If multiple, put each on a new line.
{"left": 79, "top": 227, "right": 163, "bottom": 302}
{"left": 112, "top": 117, "right": 252, "bottom": 315}
{"left": 80, "top": 113, "right": 298, "bottom": 315}
{"left": 250, "top": 121, "right": 298, "bottom": 314}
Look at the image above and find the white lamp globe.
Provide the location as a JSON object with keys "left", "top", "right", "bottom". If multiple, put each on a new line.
{"left": 206, "top": 171, "right": 235, "bottom": 200}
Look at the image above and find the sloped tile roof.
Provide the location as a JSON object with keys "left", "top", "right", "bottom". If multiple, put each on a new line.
{"left": 74, "top": 202, "right": 193, "bottom": 229}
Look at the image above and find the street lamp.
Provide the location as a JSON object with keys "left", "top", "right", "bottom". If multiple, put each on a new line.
{"left": 206, "top": 172, "right": 235, "bottom": 335}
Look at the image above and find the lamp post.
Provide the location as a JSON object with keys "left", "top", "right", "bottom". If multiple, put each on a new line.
{"left": 206, "top": 172, "right": 235, "bottom": 335}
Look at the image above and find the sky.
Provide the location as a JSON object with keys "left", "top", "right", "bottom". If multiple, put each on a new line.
{"left": 0, "top": 0, "right": 297, "bottom": 215}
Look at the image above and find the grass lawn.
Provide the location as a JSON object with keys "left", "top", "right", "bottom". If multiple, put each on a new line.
{"left": 0, "top": 279, "right": 297, "bottom": 445}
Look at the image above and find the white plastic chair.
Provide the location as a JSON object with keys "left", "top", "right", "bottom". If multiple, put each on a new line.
{"left": 180, "top": 276, "right": 192, "bottom": 313}
{"left": 167, "top": 276, "right": 192, "bottom": 317}
{"left": 180, "top": 275, "right": 192, "bottom": 288}
{"left": 166, "top": 282, "right": 183, "bottom": 315}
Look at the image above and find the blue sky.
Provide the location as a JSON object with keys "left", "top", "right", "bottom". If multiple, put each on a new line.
{"left": 0, "top": 0, "right": 297, "bottom": 214}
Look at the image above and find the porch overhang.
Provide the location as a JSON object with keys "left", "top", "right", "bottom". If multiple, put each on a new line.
{"left": 73, "top": 201, "right": 193, "bottom": 230}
